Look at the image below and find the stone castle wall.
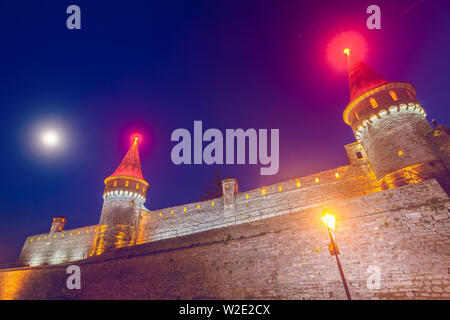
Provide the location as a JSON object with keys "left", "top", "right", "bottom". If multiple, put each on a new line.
{"left": 1, "top": 179, "right": 449, "bottom": 299}
{"left": 18, "top": 225, "right": 98, "bottom": 266}
{"left": 358, "top": 105, "right": 437, "bottom": 179}
{"left": 17, "top": 141, "right": 381, "bottom": 267}
{"left": 136, "top": 161, "right": 379, "bottom": 244}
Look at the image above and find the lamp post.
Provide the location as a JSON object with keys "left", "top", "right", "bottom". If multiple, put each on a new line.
{"left": 321, "top": 210, "right": 352, "bottom": 300}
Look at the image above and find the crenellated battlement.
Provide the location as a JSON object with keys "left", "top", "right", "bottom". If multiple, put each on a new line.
{"left": 19, "top": 225, "right": 98, "bottom": 266}
{"left": 136, "top": 159, "right": 381, "bottom": 244}
{"left": 354, "top": 103, "right": 426, "bottom": 142}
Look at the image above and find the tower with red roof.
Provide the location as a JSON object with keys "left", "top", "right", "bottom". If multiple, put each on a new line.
{"left": 93, "top": 137, "right": 148, "bottom": 254}
{"left": 343, "top": 52, "right": 446, "bottom": 189}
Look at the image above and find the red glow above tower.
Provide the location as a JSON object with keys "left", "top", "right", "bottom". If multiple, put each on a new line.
{"left": 130, "top": 132, "right": 143, "bottom": 146}
{"left": 327, "top": 31, "right": 368, "bottom": 71}
{"left": 109, "top": 137, "right": 145, "bottom": 181}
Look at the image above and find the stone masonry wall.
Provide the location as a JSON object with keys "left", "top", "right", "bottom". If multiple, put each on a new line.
{"left": 136, "top": 161, "right": 380, "bottom": 244}
{"left": 1, "top": 179, "right": 449, "bottom": 300}
{"left": 18, "top": 225, "right": 98, "bottom": 266}
{"left": 359, "top": 105, "right": 437, "bottom": 179}
{"left": 15, "top": 141, "right": 379, "bottom": 267}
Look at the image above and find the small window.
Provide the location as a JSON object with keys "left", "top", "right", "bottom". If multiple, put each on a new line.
{"left": 113, "top": 180, "right": 117, "bottom": 187}
{"left": 397, "top": 150, "right": 404, "bottom": 156}
{"left": 389, "top": 90, "right": 399, "bottom": 101}
{"left": 125, "top": 181, "right": 129, "bottom": 187}
{"left": 136, "top": 183, "right": 139, "bottom": 190}
{"left": 369, "top": 97, "right": 378, "bottom": 108}
{"left": 356, "top": 151, "right": 363, "bottom": 159}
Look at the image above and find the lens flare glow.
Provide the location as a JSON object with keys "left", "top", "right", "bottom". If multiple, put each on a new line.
{"left": 321, "top": 210, "right": 336, "bottom": 231}
{"left": 327, "top": 31, "right": 367, "bottom": 71}
{"left": 130, "top": 133, "right": 143, "bottom": 145}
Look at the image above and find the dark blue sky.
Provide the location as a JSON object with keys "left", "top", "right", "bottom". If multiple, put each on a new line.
{"left": 0, "top": 0, "right": 449, "bottom": 263}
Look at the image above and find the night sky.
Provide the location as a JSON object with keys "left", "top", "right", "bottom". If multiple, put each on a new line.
{"left": 0, "top": 0, "right": 449, "bottom": 263}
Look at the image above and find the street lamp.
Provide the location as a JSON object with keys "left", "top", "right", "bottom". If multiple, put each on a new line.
{"left": 321, "top": 209, "right": 352, "bottom": 300}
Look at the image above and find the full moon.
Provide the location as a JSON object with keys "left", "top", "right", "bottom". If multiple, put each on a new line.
{"left": 41, "top": 129, "right": 60, "bottom": 148}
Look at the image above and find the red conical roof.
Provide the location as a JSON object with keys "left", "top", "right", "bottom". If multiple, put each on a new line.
{"left": 347, "top": 55, "right": 389, "bottom": 102}
{"left": 109, "top": 138, "right": 145, "bottom": 181}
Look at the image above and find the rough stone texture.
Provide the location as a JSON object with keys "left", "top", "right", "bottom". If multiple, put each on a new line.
{"left": 99, "top": 194, "right": 144, "bottom": 227}
{"left": 136, "top": 159, "right": 380, "bottom": 244}
{"left": 16, "top": 132, "right": 445, "bottom": 268}
{"left": 1, "top": 179, "right": 449, "bottom": 300}
{"left": 359, "top": 106, "right": 438, "bottom": 179}
{"left": 18, "top": 225, "right": 97, "bottom": 266}
{"left": 17, "top": 138, "right": 384, "bottom": 268}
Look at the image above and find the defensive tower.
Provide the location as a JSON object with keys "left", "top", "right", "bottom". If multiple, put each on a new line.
{"left": 93, "top": 137, "right": 148, "bottom": 255}
{"left": 342, "top": 52, "right": 445, "bottom": 189}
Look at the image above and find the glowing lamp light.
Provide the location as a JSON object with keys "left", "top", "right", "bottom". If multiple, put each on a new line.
{"left": 327, "top": 31, "right": 367, "bottom": 71}
{"left": 130, "top": 133, "right": 143, "bottom": 145}
{"left": 321, "top": 210, "right": 336, "bottom": 232}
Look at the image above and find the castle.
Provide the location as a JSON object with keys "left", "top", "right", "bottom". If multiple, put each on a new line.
{"left": 1, "top": 54, "right": 449, "bottom": 299}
